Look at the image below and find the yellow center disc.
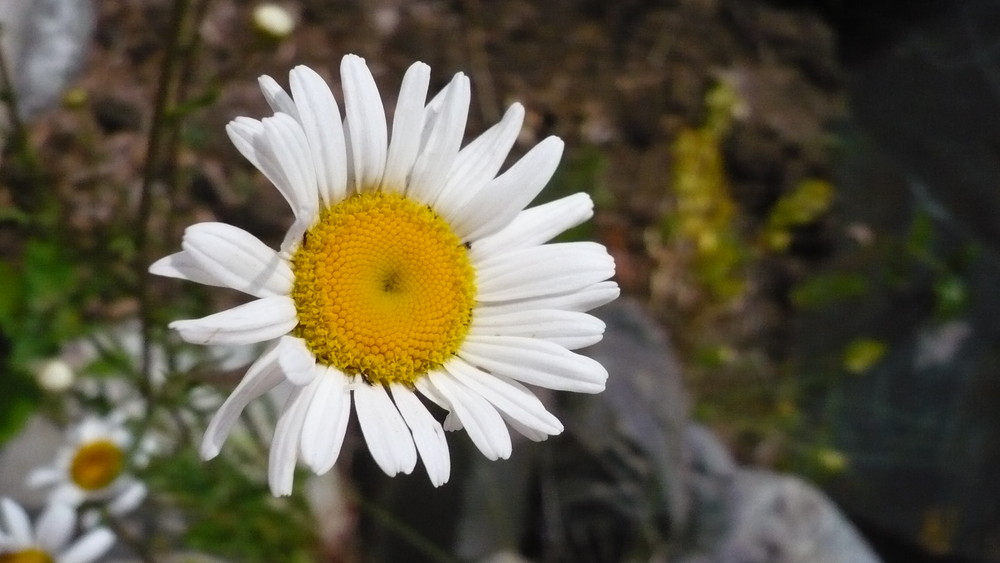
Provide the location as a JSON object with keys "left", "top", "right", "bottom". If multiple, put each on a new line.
{"left": 291, "top": 191, "right": 476, "bottom": 386}
{"left": 70, "top": 439, "right": 124, "bottom": 491}
{"left": 0, "top": 549, "right": 55, "bottom": 563}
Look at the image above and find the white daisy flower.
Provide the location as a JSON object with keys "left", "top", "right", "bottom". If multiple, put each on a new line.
{"left": 150, "top": 54, "right": 619, "bottom": 495}
{"left": 27, "top": 415, "right": 147, "bottom": 516}
{"left": 0, "top": 498, "right": 114, "bottom": 563}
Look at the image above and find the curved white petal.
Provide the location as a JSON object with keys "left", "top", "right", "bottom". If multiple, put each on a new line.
{"left": 341, "top": 54, "right": 387, "bottom": 191}
{"left": 26, "top": 467, "right": 62, "bottom": 489}
{"left": 149, "top": 251, "right": 228, "bottom": 289}
{"left": 381, "top": 61, "right": 430, "bottom": 193}
{"left": 176, "top": 222, "right": 292, "bottom": 297}
{"left": 107, "top": 482, "right": 147, "bottom": 516}
{"left": 471, "top": 192, "right": 594, "bottom": 259}
{"left": 445, "top": 357, "right": 563, "bottom": 436}
{"left": 502, "top": 413, "right": 551, "bottom": 442}
{"left": 354, "top": 383, "right": 417, "bottom": 477}
{"left": 451, "top": 136, "right": 564, "bottom": 241}
{"left": 289, "top": 65, "right": 348, "bottom": 205}
{"left": 0, "top": 499, "right": 32, "bottom": 543}
{"left": 262, "top": 113, "right": 319, "bottom": 218}
{"left": 470, "top": 308, "right": 606, "bottom": 350}
{"left": 201, "top": 342, "right": 285, "bottom": 459}
{"left": 170, "top": 295, "right": 297, "bottom": 345}
{"left": 421, "top": 371, "right": 511, "bottom": 460}
{"left": 269, "top": 379, "right": 317, "bottom": 496}
{"left": 35, "top": 503, "right": 74, "bottom": 552}
{"left": 59, "top": 527, "right": 115, "bottom": 563}
{"left": 258, "top": 74, "right": 297, "bottom": 118}
{"left": 476, "top": 242, "right": 615, "bottom": 303}
{"left": 436, "top": 103, "right": 524, "bottom": 220}
{"left": 300, "top": 366, "right": 352, "bottom": 474}
{"left": 406, "top": 72, "right": 470, "bottom": 205}
{"left": 479, "top": 280, "right": 620, "bottom": 315}
{"left": 227, "top": 116, "right": 314, "bottom": 221}
{"left": 459, "top": 335, "right": 607, "bottom": 393}
{"left": 277, "top": 335, "right": 316, "bottom": 386}
{"left": 391, "top": 384, "right": 450, "bottom": 486}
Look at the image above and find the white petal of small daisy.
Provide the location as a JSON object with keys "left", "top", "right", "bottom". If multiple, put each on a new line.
{"left": 35, "top": 502, "right": 74, "bottom": 552}
{"left": 460, "top": 335, "right": 608, "bottom": 393}
{"left": 170, "top": 295, "right": 297, "bottom": 345}
{"left": 451, "top": 136, "right": 564, "bottom": 241}
{"left": 342, "top": 54, "right": 387, "bottom": 191}
{"left": 420, "top": 371, "right": 512, "bottom": 460}
{"left": 59, "top": 527, "right": 115, "bottom": 563}
{"left": 1, "top": 498, "right": 32, "bottom": 543}
{"left": 470, "top": 308, "right": 606, "bottom": 350}
{"left": 390, "top": 384, "right": 450, "bottom": 486}
{"left": 445, "top": 357, "right": 563, "bottom": 436}
{"left": 471, "top": 192, "right": 594, "bottom": 259}
{"left": 201, "top": 342, "right": 286, "bottom": 459}
{"left": 381, "top": 61, "right": 430, "bottom": 193}
{"left": 354, "top": 382, "right": 418, "bottom": 476}
{"left": 164, "top": 222, "right": 293, "bottom": 297}
{"left": 258, "top": 74, "right": 298, "bottom": 118}
{"left": 406, "top": 72, "right": 470, "bottom": 205}
{"left": 476, "top": 242, "right": 616, "bottom": 303}
{"left": 277, "top": 335, "right": 316, "bottom": 386}
{"left": 26, "top": 466, "right": 63, "bottom": 489}
{"left": 106, "top": 481, "right": 147, "bottom": 516}
{"left": 289, "top": 65, "right": 348, "bottom": 206}
{"left": 299, "top": 366, "right": 352, "bottom": 474}
{"left": 269, "top": 379, "right": 317, "bottom": 495}
{"left": 435, "top": 103, "right": 525, "bottom": 220}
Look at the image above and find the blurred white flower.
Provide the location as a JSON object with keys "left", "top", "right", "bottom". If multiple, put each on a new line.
{"left": 0, "top": 497, "right": 114, "bottom": 563}
{"left": 252, "top": 3, "right": 295, "bottom": 39}
{"left": 26, "top": 415, "right": 147, "bottom": 518}
{"left": 33, "top": 359, "right": 74, "bottom": 393}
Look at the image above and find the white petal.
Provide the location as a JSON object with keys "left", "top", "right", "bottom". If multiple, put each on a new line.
{"left": 261, "top": 113, "right": 319, "bottom": 218}
{"left": 149, "top": 251, "right": 228, "bottom": 289}
{"left": 258, "top": 75, "right": 298, "bottom": 118}
{"left": 481, "top": 280, "right": 620, "bottom": 314}
{"left": 277, "top": 335, "right": 316, "bottom": 385}
{"left": 0, "top": 499, "right": 31, "bottom": 543}
{"left": 354, "top": 383, "right": 417, "bottom": 476}
{"left": 381, "top": 61, "right": 430, "bottom": 193}
{"left": 445, "top": 358, "right": 563, "bottom": 436}
{"left": 26, "top": 467, "right": 62, "bottom": 489}
{"left": 451, "top": 136, "right": 564, "bottom": 241}
{"left": 476, "top": 242, "right": 615, "bottom": 303}
{"left": 225, "top": 117, "right": 265, "bottom": 171}
{"left": 341, "top": 54, "right": 387, "bottom": 191}
{"left": 391, "top": 384, "right": 450, "bottom": 486}
{"left": 201, "top": 342, "right": 285, "bottom": 459}
{"left": 422, "top": 371, "right": 511, "bottom": 460}
{"left": 300, "top": 366, "right": 352, "bottom": 474}
{"left": 170, "top": 295, "right": 297, "bottom": 345}
{"left": 471, "top": 192, "right": 594, "bottom": 259}
{"left": 36, "top": 503, "right": 74, "bottom": 551}
{"left": 406, "top": 73, "right": 470, "bottom": 205}
{"left": 177, "top": 222, "right": 293, "bottom": 297}
{"left": 470, "top": 308, "right": 606, "bottom": 350}
{"left": 289, "top": 65, "right": 348, "bottom": 205}
{"left": 60, "top": 527, "right": 115, "bottom": 563}
{"left": 502, "top": 413, "right": 551, "bottom": 442}
{"left": 436, "top": 103, "right": 525, "bottom": 220}
{"left": 269, "top": 380, "right": 317, "bottom": 496}
{"left": 107, "top": 482, "right": 146, "bottom": 516}
{"left": 227, "top": 116, "right": 310, "bottom": 220}
{"left": 460, "top": 335, "right": 607, "bottom": 393}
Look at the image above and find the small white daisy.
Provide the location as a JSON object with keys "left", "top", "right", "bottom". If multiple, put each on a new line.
{"left": 0, "top": 498, "right": 114, "bottom": 563}
{"left": 150, "top": 54, "right": 619, "bottom": 494}
{"left": 27, "top": 415, "right": 147, "bottom": 516}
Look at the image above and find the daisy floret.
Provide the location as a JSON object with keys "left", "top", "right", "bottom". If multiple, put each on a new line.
{"left": 150, "top": 54, "right": 619, "bottom": 495}
{"left": 0, "top": 498, "right": 115, "bottom": 563}
{"left": 27, "top": 415, "right": 147, "bottom": 515}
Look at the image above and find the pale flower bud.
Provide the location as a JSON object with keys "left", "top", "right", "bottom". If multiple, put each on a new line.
{"left": 252, "top": 3, "right": 295, "bottom": 39}
{"left": 35, "top": 358, "right": 74, "bottom": 392}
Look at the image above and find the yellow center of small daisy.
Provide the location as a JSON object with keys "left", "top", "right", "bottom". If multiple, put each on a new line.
{"left": 291, "top": 191, "right": 476, "bottom": 386}
{"left": 70, "top": 439, "right": 124, "bottom": 491}
{"left": 0, "top": 549, "right": 54, "bottom": 563}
